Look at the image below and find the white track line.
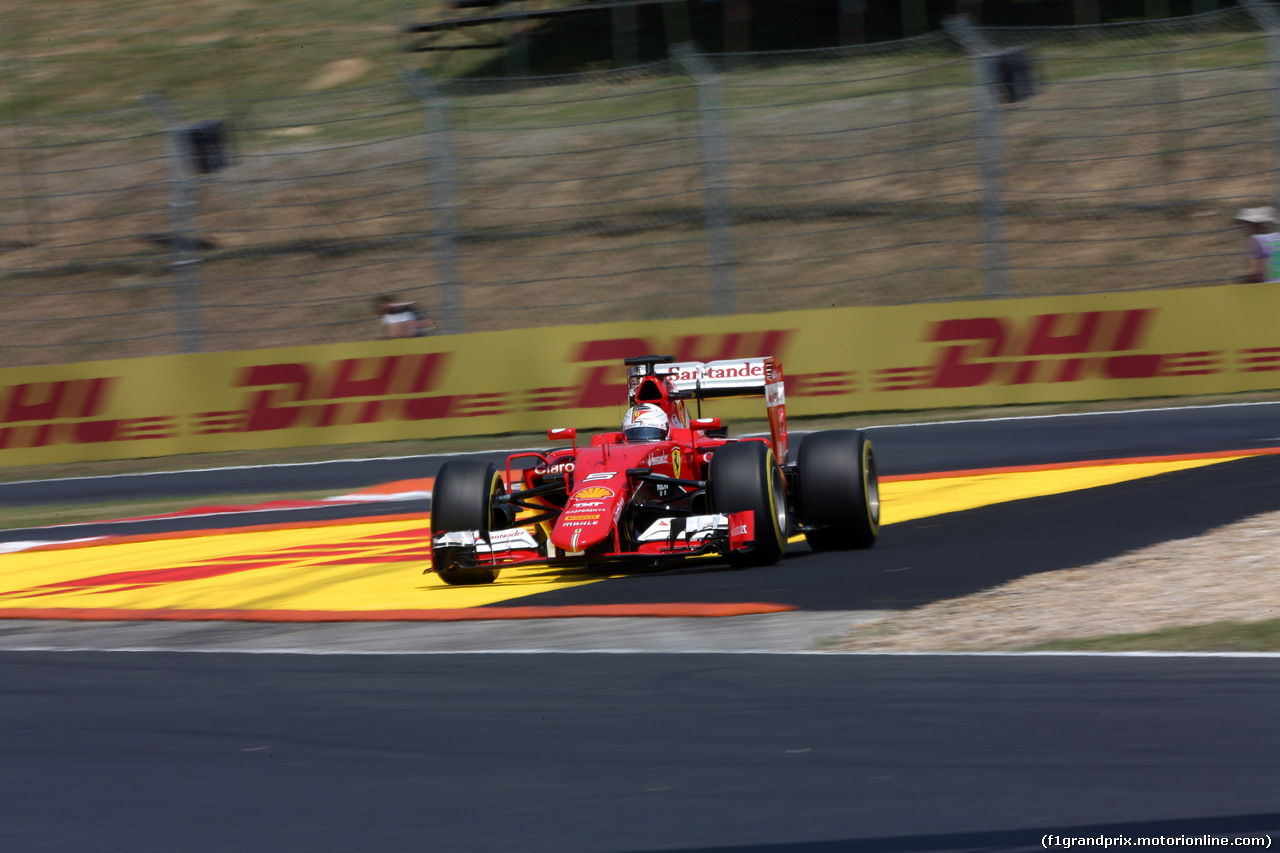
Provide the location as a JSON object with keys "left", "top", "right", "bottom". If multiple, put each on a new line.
{"left": 2, "top": 647, "right": 1279, "bottom": 658}
{"left": 0, "top": 447, "right": 535, "bottom": 488}
{"left": 862, "top": 399, "right": 1280, "bottom": 430}
{"left": 12, "top": 400, "right": 1280, "bottom": 488}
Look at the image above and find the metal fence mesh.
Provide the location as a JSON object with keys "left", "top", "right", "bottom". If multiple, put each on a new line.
{"left": 439, "top": 60, "right": 714, "bottom": 329}
{"left": 981, "top": 8, "right": 1275, "bottom": 294}
{"left": 1, "top": 6, "right": 1278, "bottom": 366}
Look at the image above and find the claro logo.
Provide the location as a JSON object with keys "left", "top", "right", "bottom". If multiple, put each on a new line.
{"left": 876, "top": 309, "right": 1223, "bottom": 391}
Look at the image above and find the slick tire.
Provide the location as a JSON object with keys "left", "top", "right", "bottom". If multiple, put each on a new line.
{"left": 796, "top": 430, "right": 879, "bottom": 551}
{"left": 709, "top": 441, "right": 788, "bottom": 567}
{"left": 430, "top": 460, "right": 506, "bottom": 585}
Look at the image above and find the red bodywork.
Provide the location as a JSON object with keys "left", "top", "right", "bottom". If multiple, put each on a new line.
{"left": 433, "top": 356, "right": 787, "bottom": 570}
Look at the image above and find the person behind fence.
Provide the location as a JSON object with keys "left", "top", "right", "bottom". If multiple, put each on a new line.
{"left": 374, "top": 294, "right": 433, "bottom": 338}
{"left": 1236, "top": 207, "right": 1280, "bottom": 283}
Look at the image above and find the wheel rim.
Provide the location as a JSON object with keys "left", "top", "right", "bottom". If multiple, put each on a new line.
{"left": 864, "top": 445, "right": 880, "bottom": 525}
{"left": 486, "top": 470, "right": 504, "bottom": 531}
{"left": 768, "top": 458, "right": 787, "bottom": 548}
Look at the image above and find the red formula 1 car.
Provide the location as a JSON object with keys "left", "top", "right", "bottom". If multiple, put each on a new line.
{"left": 428, "top": 354, "right": 879, "bottom": 585}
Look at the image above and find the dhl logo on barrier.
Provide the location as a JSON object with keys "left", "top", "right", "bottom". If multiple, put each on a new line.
{"left": 0, "top": 378, "right": 174, "bottom": 449}
{"left": 226, "top": 327, "right": 798, "bottom": 427}
{"left": 229, "top": 353, "right": 454, "bottom": 432}
{"left": 227, "top": 332, "right": 796, "bottom": 431}
{"left": 0, "top": 332, "right": 801, "bottom": 452}
{"left": 3, "top": 284, "right": 1280, "bottom": 465}
{"left": 781, "top": 309, "right": 1253, "bottom": 398}
{"left": 880, "top": 309, "right": 1225, "bottom": 391}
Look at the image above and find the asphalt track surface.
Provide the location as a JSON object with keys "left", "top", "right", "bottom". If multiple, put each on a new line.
{"left": 469, "top": 452, "right": 1279, "bottom": 613}
{"left": 11, "top": 456, "right": 1280, "bottom": 614}
{"left": 3, "top": 399, "right": 1280, "bottom": 544}
{"left": 3, "top": 403, "right": 1280, "bottom": 851}
{"left": 4, "top": 652, "right": 1278, "bottom": 852}
{"left": 3, "top": 398, "right": 1280, "bottom": 505}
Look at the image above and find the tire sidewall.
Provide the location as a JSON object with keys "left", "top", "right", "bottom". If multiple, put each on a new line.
{"left": 430, "top": 460, "right": 504, "bottom": 584}
{"left": 796, "top": 430, "right": 879, "bottom": 550}
{"left": 709, "top": 441, "right": 787, "bottom": 565}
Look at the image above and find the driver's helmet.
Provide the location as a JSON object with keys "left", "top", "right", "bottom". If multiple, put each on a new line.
{"left": 621, "top": 403, "right": 670, "bottom": 442}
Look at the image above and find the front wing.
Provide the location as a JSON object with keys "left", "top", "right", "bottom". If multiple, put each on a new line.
{"left": 431, "top": 510, "right": 756, "bottom": 571}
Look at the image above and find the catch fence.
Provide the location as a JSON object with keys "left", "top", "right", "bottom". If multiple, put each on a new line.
{"left": 2, "top": 5, "right": 1279, "bottom": 365}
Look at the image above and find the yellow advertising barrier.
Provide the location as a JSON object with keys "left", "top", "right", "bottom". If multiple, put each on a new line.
{"left": 3, "top": 282, "right": 1280, "bottom": 467}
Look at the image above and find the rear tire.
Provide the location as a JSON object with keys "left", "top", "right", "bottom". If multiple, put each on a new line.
{"left": 796, "top": 430, "right": 879, "bottom": 551}
{"left": 430, "top": 460, "right": 506, "bottom": 585}
{"left": 709, "top": 441, "right": 788, "bottom": 567}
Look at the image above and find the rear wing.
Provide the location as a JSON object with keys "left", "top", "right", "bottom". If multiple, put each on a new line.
{"left": 654, "top": 357, "right": 788, "bottom": 462}
{"left": 657, "top": 357, "right": 774, "bottom": 399}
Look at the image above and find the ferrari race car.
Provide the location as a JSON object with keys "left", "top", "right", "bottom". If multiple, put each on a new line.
{"left": 428, "top": 354, "right": 879, "bottom": 585}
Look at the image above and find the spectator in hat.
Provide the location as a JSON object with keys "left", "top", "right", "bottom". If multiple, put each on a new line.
{"left": 1236, "top": 206, "right": 1280, "bottom": 283}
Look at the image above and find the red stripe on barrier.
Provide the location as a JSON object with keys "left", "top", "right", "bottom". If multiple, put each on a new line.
{"left": 0, "top": 602, "right": 799, "bottom": 622}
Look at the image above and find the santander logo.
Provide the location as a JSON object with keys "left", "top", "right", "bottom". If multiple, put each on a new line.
{"left": 706, "top": 362, "right": 764, "bottom": 380}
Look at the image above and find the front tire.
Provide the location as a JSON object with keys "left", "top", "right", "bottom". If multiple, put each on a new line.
{"left": 430, "top": 460, "right": 506, "bottom": 585}
{"left": 796, "top": 430, "right": 879, "bottom": 551}
{"left": 709, "top": 441, "right": 788, "bottom": 567}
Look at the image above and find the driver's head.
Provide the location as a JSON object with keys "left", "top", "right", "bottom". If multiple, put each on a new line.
{"left": 622, "top": 403, "right": 670, "bottom": 442}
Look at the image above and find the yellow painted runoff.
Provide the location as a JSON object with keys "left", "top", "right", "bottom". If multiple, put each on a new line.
{"left": 0, "top": 455, "right": 1242, "bottom": 615}
{"left": 879, "top": 456, "right": 1239, "bottom": 525}
{"left": 0, "top": 520, "right": 599, "bottom": 613}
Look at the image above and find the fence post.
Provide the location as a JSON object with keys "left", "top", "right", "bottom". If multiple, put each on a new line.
{"left": 142, "top": 93, "right": 204, "bottom": 354}
{"left": 902, "top": 0, "right": 929, "bottom": 37}
{"left": 839, "top": 0, "right": 866, "bottom": 46}
{"left": 672, "top": 43, "right": 736, "bottom": 316}
{"left": 1073, "top": 0, "right": 1100, "bottom": 25}
{"left": 404, "top": 72, "right": 464, "bottom": 335}
{"left": 612, "top": 1, "right": 639, "bottom": 68}
{"left": 503, "top": 0, "right": 530, "bottom": 77}
{"left": 944, "top": 16, "right": 1009, "bottom": 299}
{"left": 1243, "top": 0, "right": 1280, "bottom": 212}
{"left": 723, "top": 0, "right": 751, "bottom": 53}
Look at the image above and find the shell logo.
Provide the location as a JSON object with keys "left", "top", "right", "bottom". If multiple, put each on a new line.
{"left": 572, "top": 486, "right": 614, "bottom": 501}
